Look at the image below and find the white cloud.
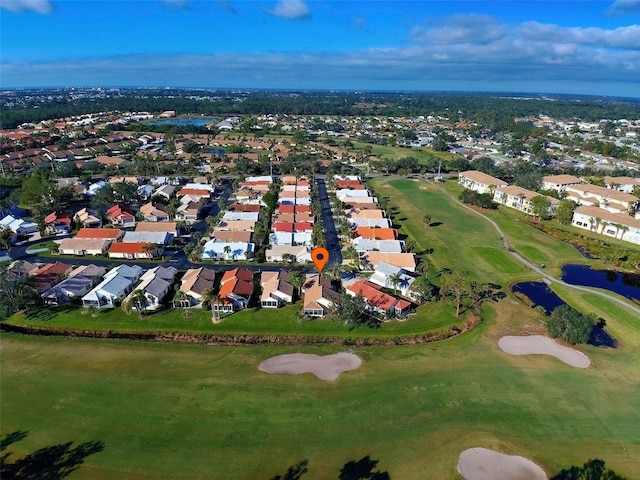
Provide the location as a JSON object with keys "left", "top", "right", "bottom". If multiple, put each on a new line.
{"left": 609, "top": 0, "right": 640, "bottom": 14}
{"left": 268, "top": 0, "right": 310, "bottom": 19}
{"left": 412, "top": 14, "right": 507, "bottom": 45}
{"left": 519, "top": 21, "right": 640, "bottom": 50}
{"left": 0, "top": 0, "right": 52, "bottom": 14}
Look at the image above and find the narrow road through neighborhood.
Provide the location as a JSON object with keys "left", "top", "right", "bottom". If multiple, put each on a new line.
{"left": 315, "top": 176, "right": 343, "bottom": 266}
{"left": 430, "top": 180, "right": 640, "bottom": 317}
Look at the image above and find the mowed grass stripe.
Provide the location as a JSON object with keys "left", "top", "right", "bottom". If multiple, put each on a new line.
{"left": 472, "top": 247, "right": 523, "bottom": 274}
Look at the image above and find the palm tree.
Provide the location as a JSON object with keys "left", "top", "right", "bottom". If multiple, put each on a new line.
{"left": 202, "top": 287, "right": 221, "bottom": 323}
{"left": 387, "top": 272, "right": 402, "bottom": 295}
{"left": 618, "top": 224, "right": 629, "bottom": 240}
{"left": 142, "top": 242, "right": 156, "bottom": 259}
{"left": 123, "top": 290, "right": 146, "bottom": 318}
{"left": 223, "top": 245, "right": 232, "bottom": 261}
{"left": 288, "top": 270, "right": 306, "bottom": 300}
{"left": 423, "top": 215, "right": 432, "bottom": 227}
{"left": 173, "top": 290, "right": 191, "bottom": 317}
{"left": 416, "top": 258, "right": 430, "bottom": 278}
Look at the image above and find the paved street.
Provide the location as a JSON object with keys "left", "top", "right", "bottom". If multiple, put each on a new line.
{"left": 315, "top": 177, "right": 343, "bottom": 266}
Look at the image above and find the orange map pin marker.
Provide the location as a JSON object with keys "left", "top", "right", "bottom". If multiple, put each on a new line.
{"left": 311, "top": 247, "right": 329, "bottom": 273}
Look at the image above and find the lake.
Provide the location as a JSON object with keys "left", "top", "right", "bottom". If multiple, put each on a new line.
{"left": 511, "top": 281, "right": 566, "bottom": 315}
{"left": 562, "top": 264, "right": 640, "bottom": 303}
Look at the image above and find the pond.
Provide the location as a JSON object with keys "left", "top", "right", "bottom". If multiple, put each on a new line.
{"left": 148, "top": 117, "right": 214, "bottom": 127}
{"left": 511, "top": 281, "right": 566, "bottom": 315}
{"left": 511, "top": 281, "right": 617, "bottom": 348}
{"left": 562, "top": 264, "right": 640, "bottom": 303}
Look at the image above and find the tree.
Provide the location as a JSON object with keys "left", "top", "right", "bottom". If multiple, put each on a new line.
{"left": 0, "top": 228, "right": 12, "bottom": 250}
{"left": 409, "top": 276, "right": 433, "bottom": 303}
{"left": 173, "top": 290, "right": 191, "bottom": 317}
{"left": 551, "top": 458, "right": 628, "bottom": 480}
{"left": 422, "top": 215, "right": 432, "bottom": 227}
{"left": 530, "top": 195, "right": 552, "bottom": 221}
{"left": 112, "top": 181, "right": 139, "bottom": 205}
{"left": 386, "top": 272, "right": 402, "bottom": 295}
{"left": 439, "top": 270, "right": 473, "bottom": 317}
{"left": 0, "top": 265, "right": 42, "bottom": 320}
{"left": 123, "top": 290, "right": 147, "bottom": 318}
{"left": 288, "top": 270, "right": 306, "bottom": 299}
{"left": 331, "top": 292, "right": 371, "bottom": 327}
{"left": 20, "top": 170, "right": 56, "bottom": 215}
{"left": 546, "top": 305, "right": 595, "bottom": 344}
{"left": 223, "top": 245, "right": 232, "bottom": 260}
{"left": 555, "top": 199, "right": 576, "bottom": 225}
{"left": 142, "top": 243, "right": 156, "bottom": 259}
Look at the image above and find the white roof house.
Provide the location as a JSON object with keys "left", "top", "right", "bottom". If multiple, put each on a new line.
{"left": 265, "top": 245, "right": 312, "bottom": 263}
{"left": 0, "top": 215, "right": 38, "bottom": 235}
{"left": 352, "top": 237, "right": 404, "bottom": 254}
{"left": 81, "top": 264, "right": 143, "bottom": 309}
{"left": 349, "top": 217, "right": 392, "bottom": 228}
{"left": 201, "top": 239, "right": 254, "bottom": 261}
{"left": 369, "top": 262, "right": 417, "bottom": 299}
{"left": 222, "top": 211, "right": 260, "bottom": 222}
{"left": 122, "top": 231, "right": 173, "bottom": 245}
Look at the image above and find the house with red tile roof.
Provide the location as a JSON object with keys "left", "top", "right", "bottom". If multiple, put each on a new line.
{"left": 354, "top": 227, "right": 398, "bottom": 240}
{"left": 213, "top": 268, "right": 254, "bottom": 313}
{"left": 106, "top": 205, "right": 136, "bottom": 228}
{"left": 346, "top": 280, "right": 411, "bottom": 317}
{"left": 108, "top": 242, "right": 157, "bottom": 259}
{"left": 44, "top": 211, "right": 72, "bottom": 235}
{"left": 29, "top": 262, "right": 74, "bottom": 293}
{"left": 75, "top": 227, "right": 123, "bottom": 240}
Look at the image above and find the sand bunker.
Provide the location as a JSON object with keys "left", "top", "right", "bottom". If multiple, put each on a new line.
{"left": 259, "top": 352, "right": 362, "bottom": 381}
{"left": 498, "top": 335, "right": 590, "bottom": 368}
{"left": 457, "top": 448, "right": 547, "bottom": 480}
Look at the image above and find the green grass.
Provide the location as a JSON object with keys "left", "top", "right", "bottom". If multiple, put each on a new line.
{"left": 3, "top": 318, "right": 640, "bottom": 479}
{"left": 6, "top": 300, "right": 463, "bottom": 339}
{"left": 471, "top": 247, "right": 523, "bottom": 274}
{"left": 515, "top": 245, "right": 549, "bottom": 264}
{"left": 352, "top": 141, "right": 462, "bottom": 163}
{"left": 4, "top": 176, "right": 640, "bottom": 479}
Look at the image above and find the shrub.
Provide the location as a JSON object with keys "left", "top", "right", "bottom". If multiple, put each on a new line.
{"left": 546, "top": 304, "right": 596, "bottom": 344}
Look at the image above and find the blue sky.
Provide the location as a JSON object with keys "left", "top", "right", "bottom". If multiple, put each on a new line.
{"left": 1, "top": 0, "right": 640, "bottom": 97}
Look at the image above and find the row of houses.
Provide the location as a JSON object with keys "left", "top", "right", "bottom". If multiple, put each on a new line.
{"left": 57, "top": 225, "right": 174, "bottom": 258}
{"left": 332, "top": 175, "right": 417, "bottom": 317}
{"left": 459, "top": 170, "right": 640, "bottom": 245}
{"left": 200, "top": 176, "right": 268, "bottom": 261}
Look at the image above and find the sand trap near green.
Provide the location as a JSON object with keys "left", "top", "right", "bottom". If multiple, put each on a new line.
{"left": 498, "top": 335, "right": 590, "bottom": 368}
{"left": 457, "top": 448, "right": 547, "bottom": 480}
{"left": 259, "top": 352, "right": 362, "bottom": 381}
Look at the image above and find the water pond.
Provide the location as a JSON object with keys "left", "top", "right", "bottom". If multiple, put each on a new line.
{"left": 562, "top": 264, "right": 640, "bottom": 303}
{"left": 511, "top": 281, "right": 565, "bottom": 315}
{"left": 511, "top": 281, "right": 617, "bottom": 347}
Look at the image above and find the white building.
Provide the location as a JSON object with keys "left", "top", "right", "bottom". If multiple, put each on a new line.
{"left": 493, "top": 186, "right": 559, "bottom": 216}
{"left": 201, "top": 239, "right": 254, "bottom": 261}
{"left": 458, "top": 171, "right": 507, "bottom": 194}
{"left": 571, "top": 205, "right": 640, "bottom": 245}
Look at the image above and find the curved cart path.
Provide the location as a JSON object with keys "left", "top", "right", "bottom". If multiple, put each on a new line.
{"left": 432, "top": 181, "right": 640, "bottom": 317}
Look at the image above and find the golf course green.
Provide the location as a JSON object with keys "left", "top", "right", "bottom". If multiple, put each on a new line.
{"left": 2, "top": 178, "right": 640, "bottom": 479}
